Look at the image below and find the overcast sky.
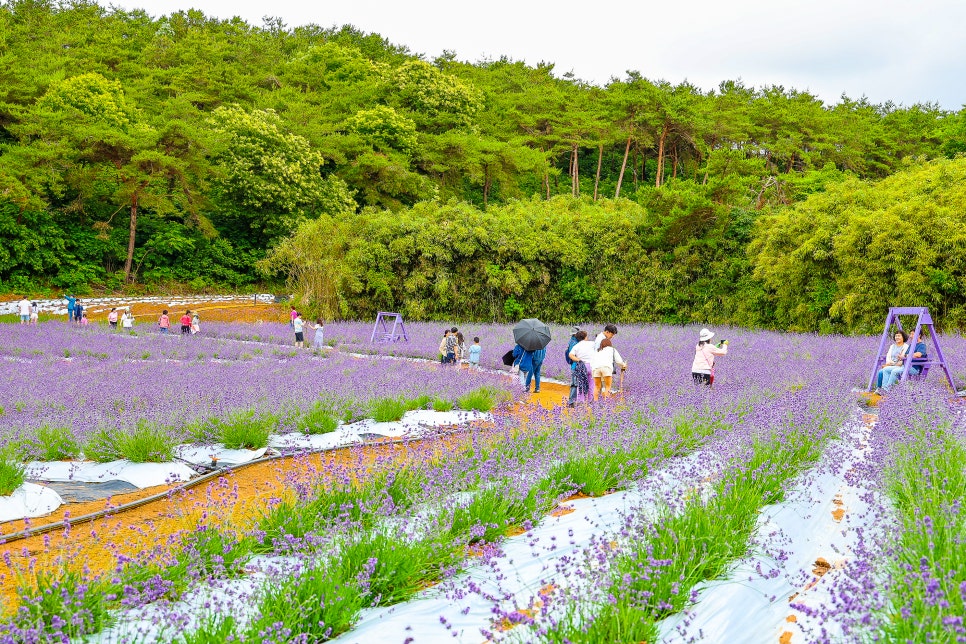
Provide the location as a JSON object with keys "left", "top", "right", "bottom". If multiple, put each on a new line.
{"left": 108, "top": 0, "right": 966, "bottom": 110}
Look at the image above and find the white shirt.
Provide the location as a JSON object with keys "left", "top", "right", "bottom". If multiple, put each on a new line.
{"left": 122, "top": 313, "right": 134, "bottom": 328}
{"left": 594, "top": 332, "right": 607, "bottom": 350}
{"left": 591, "top": 345, "right": 626, "bottom": 370}
{"left": 19, "top": 299, "right": 31, "bottom": 316}
{"left": 569, "top": 340, "right": 596, "bottom": 364}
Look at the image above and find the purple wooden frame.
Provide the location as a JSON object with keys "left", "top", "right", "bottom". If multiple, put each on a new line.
{"left": 370, "top": 311, "right": 409, "bottom": 343}
{"left": 867, "top": 307, "right": 955, "bottom": 392}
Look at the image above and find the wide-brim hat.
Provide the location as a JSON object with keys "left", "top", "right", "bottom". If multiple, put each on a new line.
{"left": 699, "top": 328, "right": 715, "bottom": 341}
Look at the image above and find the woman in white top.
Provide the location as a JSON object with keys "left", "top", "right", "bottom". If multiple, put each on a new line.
{"left": 591, "top": 339, "right": 627, "bottom": 400}
{"left": 691, "top": 328, "right": 727, "bottom": 387}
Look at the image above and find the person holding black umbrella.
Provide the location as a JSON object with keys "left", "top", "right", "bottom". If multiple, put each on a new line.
{"left": 511, "top": 318, "right": 552, "bottom": 393}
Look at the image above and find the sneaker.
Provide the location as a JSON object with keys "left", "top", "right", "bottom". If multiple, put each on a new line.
{"left": 534, "top": 388, "right": 541, "bottom": 393}
{"left": 609, "top": 390, "right": 619, "bottom": 395}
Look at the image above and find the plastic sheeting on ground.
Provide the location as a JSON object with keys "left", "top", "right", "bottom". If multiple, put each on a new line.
{"left": 174, "top": 445, "right": 267, "bottom": 467}
{"left": 25, "top": 459, "right": 195, "bottom": 489}
{"left": 0, "top": 482, "right": 64, "bottom": 523}
{"left": 270, "top": 410, "right": 492, "bottom": 451}
{"left": 658, "top": 417, "right": 876, "bottom": 643}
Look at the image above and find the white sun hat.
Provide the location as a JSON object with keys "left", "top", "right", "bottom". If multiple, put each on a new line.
{"left": 699, "top": 328, "right": 715, "bottom": 341}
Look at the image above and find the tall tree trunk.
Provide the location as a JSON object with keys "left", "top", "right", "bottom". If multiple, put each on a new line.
{"left": 124, "top": 195, "right": 138, "bottom": 283}
{"left": 632, "top": 144, "right": 639, "bottom": 191}
{"left": 656, "top": 123, "right": 669, "bottom": 187}
{"left": 571, "top": 143, "right": 579, "bottom": 197}
{"left": 544, "top": 171, "right": 550, "bottom": 199}
{"left": 593, "top": 143, "right": 603, "bottom": 201}
{"left": 614, "top": 135, "right": 632, "bottom": 198}
{"left": 672, "top": 144, "right": 679, "bottom": 179}
{"left": 483, "top": 166, "right": 491, "bottom": 209}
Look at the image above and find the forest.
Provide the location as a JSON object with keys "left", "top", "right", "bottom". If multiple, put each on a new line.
{"left": 2, "top": 0, "right": 966, "bottom": 331}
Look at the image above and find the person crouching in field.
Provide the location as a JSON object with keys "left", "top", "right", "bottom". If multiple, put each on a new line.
{"left": 180, "top": 310, "right": 192, "bottom": 335}
{"left": 692, "top": 328, "right": 727, "bottom": 386}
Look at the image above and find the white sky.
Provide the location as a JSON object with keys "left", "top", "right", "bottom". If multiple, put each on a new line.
{"left": 107, "top": 0, "right": 966, "bottom": 110}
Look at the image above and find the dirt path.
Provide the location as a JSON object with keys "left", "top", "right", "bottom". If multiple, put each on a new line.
{"left": 0, "top": 381, "right": 572, "bottom": 611}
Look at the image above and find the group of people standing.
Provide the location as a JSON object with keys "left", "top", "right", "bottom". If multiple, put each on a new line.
{"left": 290, "top": 307, "right": 325, "bottom": 350}
{"left": 564, "top": 324, "right": 629, "bottom": 404}
{"left": 439, "top": 327, "right": 482, "bottom": 367}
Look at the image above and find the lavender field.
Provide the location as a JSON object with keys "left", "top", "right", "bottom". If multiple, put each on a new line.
{"left": 1, "top": 319, "right": 965, "bottom": 643}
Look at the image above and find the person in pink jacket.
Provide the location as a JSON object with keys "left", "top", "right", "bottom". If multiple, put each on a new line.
{"left": 691, "top": 328, "right": 728, "bottom": 386}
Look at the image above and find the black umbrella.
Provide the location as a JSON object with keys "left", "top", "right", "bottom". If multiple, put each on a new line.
{"left": 512, "top": 318, "right": 552, "bottom": 351}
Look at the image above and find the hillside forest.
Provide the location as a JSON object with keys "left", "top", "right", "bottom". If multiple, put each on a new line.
{"left": 2, "top": 0, "right": 966, "bottom": 332}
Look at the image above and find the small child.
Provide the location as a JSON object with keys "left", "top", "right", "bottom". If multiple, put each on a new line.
{"left": 30, "top": 302, "right": 39, "bottom": 325}
{"left": 468, "top": 337, "right": 482, "bottom": 368}
{"left": 158, "top": 309, "right": 170, "bottom": 334}
{"left": 309, "top": 318, "right": 325, "bottom": 351}
{"left": 108, "top": 308, "right": 119, "bottom": 330}
{"left": 80, "top": 313, "right": 90, "bottom": 326}
{"left": 191, "top": 313, "right": 200, "bottom": 335}
{"left": 180, "top": 310, "right": 192, "bottom": 335}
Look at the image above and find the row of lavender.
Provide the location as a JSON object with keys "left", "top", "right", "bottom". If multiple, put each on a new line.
{"left": 0, "top": 322, "right": 898, "bottom": 642}
{"left": 0, "top": 323, "right": 514, "bottom": 465}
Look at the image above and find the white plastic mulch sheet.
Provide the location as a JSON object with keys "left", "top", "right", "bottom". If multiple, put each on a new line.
{"left": 269, "top": 410, "right": 492, "bottom": 451}
{"left": 659, "top": 416, "right": 878, "bottom": 643}
{"left": 0, "top": 482, "right": 64, "bottom": 523}
{"left": 174, "top": 445, "right": 267, "bottom": 467}
{"left": 25, "top": 460, "right": 195, "bottom": 489}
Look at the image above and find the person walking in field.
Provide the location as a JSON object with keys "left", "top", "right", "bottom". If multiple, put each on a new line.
{"left": 121, "top": 310, "right": 135, "bottom": 331}
{"left": 191, "top": 312, "right": 201, "bottom": 335}
{"left": 444, "top": 327, "right": 459, "bottom": 364}
{"left": 289, "top": 306, "right": 298, "bottom": 328}
{"left": 18, "top": 296, "right": 31, "bottom": 325}
{"left": 457, "top": 331, "right": 468, "bottom": 365}
{"left": 180, "top": 310, "right": 192, "bottom": 335}
{"left": 293, "top": 313, "right": 305, "bottom": 348}
{"left": 692, "top": 328, "right": 727, "bottom": 386}
{"left": 158, "top": 310, "right": 170, "bottom": 334}
{"left": 30, "top": 302, "right": 39, "bottom": 325}
{"left": 73, "top": 300, "right": 84, "bottom": 324}
{"left": 108, "top": 308, "right": 119, "bottom": 330}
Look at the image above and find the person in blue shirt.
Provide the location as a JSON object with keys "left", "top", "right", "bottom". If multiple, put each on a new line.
{"left": 62, "top": 294, "right": 76, "bottom": 322}
{"left": 513, "top": 343, "right": 547, "bottom": 394}
{"left": 73, "top": 300, "right": 84, "bottom": 324}
{"left": 468, "top": 337, "right": 482, "bottom": 368}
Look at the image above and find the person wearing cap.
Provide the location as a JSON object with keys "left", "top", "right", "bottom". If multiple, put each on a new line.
{"left": 565, "top": 326, "right": 583, "bottom": 405}
{"left": 692, "top": 328, "right": 727, "bottom": 386}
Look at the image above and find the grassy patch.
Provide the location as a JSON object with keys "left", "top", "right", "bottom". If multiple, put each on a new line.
{"left": 245, "top": 565, "right": 362, "bottom": 641}
{"left": 297, "top": 400, "right": 340, "bottom": 435}
{"left": 445, "top": 484, "right": 541, "bottom": 543}
{"left": 0, "top": 447, "right": 26, "bottom": 496}
{"left": 21, "top": 425, "right": 80, "bottom": 461}
{"left": 457, "top": 386, "right": 508, "bottom": 412}
{"left": 370, "top": 397, "right": 409, "bottom": 422}
{"left": 214, "top": 410, "right": 275, "bottom": 449}
{"left": 84, "top": 421, "right": 176, "bottom": 463}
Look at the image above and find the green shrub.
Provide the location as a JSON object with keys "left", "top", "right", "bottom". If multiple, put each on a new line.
{"left": 445, "top": 484, "right": 538, "bottom": 543}
{"left": 245, "top": 565, "right": 362, "bottom": 641}
{"left": 297, "top": 401, "right": 340, "bottom": 435}
{"left": 179, "top": 616, "right": 239, "bottom": 644}
{"left": 370, "top": 397, "right": 408, "bottom": 422}
{"left": 431, "top": 398, "right": 454, "bottom": 412}
{"left": 457, "top": 386, "right": 508, "bottom": 412}
{"left": 0, "top": 448, "right": 27, "bottom": 496}
{"left": 214, "top": 410, "right": 275, "bottom": 449}
{"left": 23, "top": 425, "right": 80, "bottom": 461}
{"left": 9, "top": 571, "right": 114, "bottom": 639}
{"left": 406, "top": 394, "right": 433, "bottom": 411}
{"left": 84, "top": 422, "right": 176, "bottom": 463}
